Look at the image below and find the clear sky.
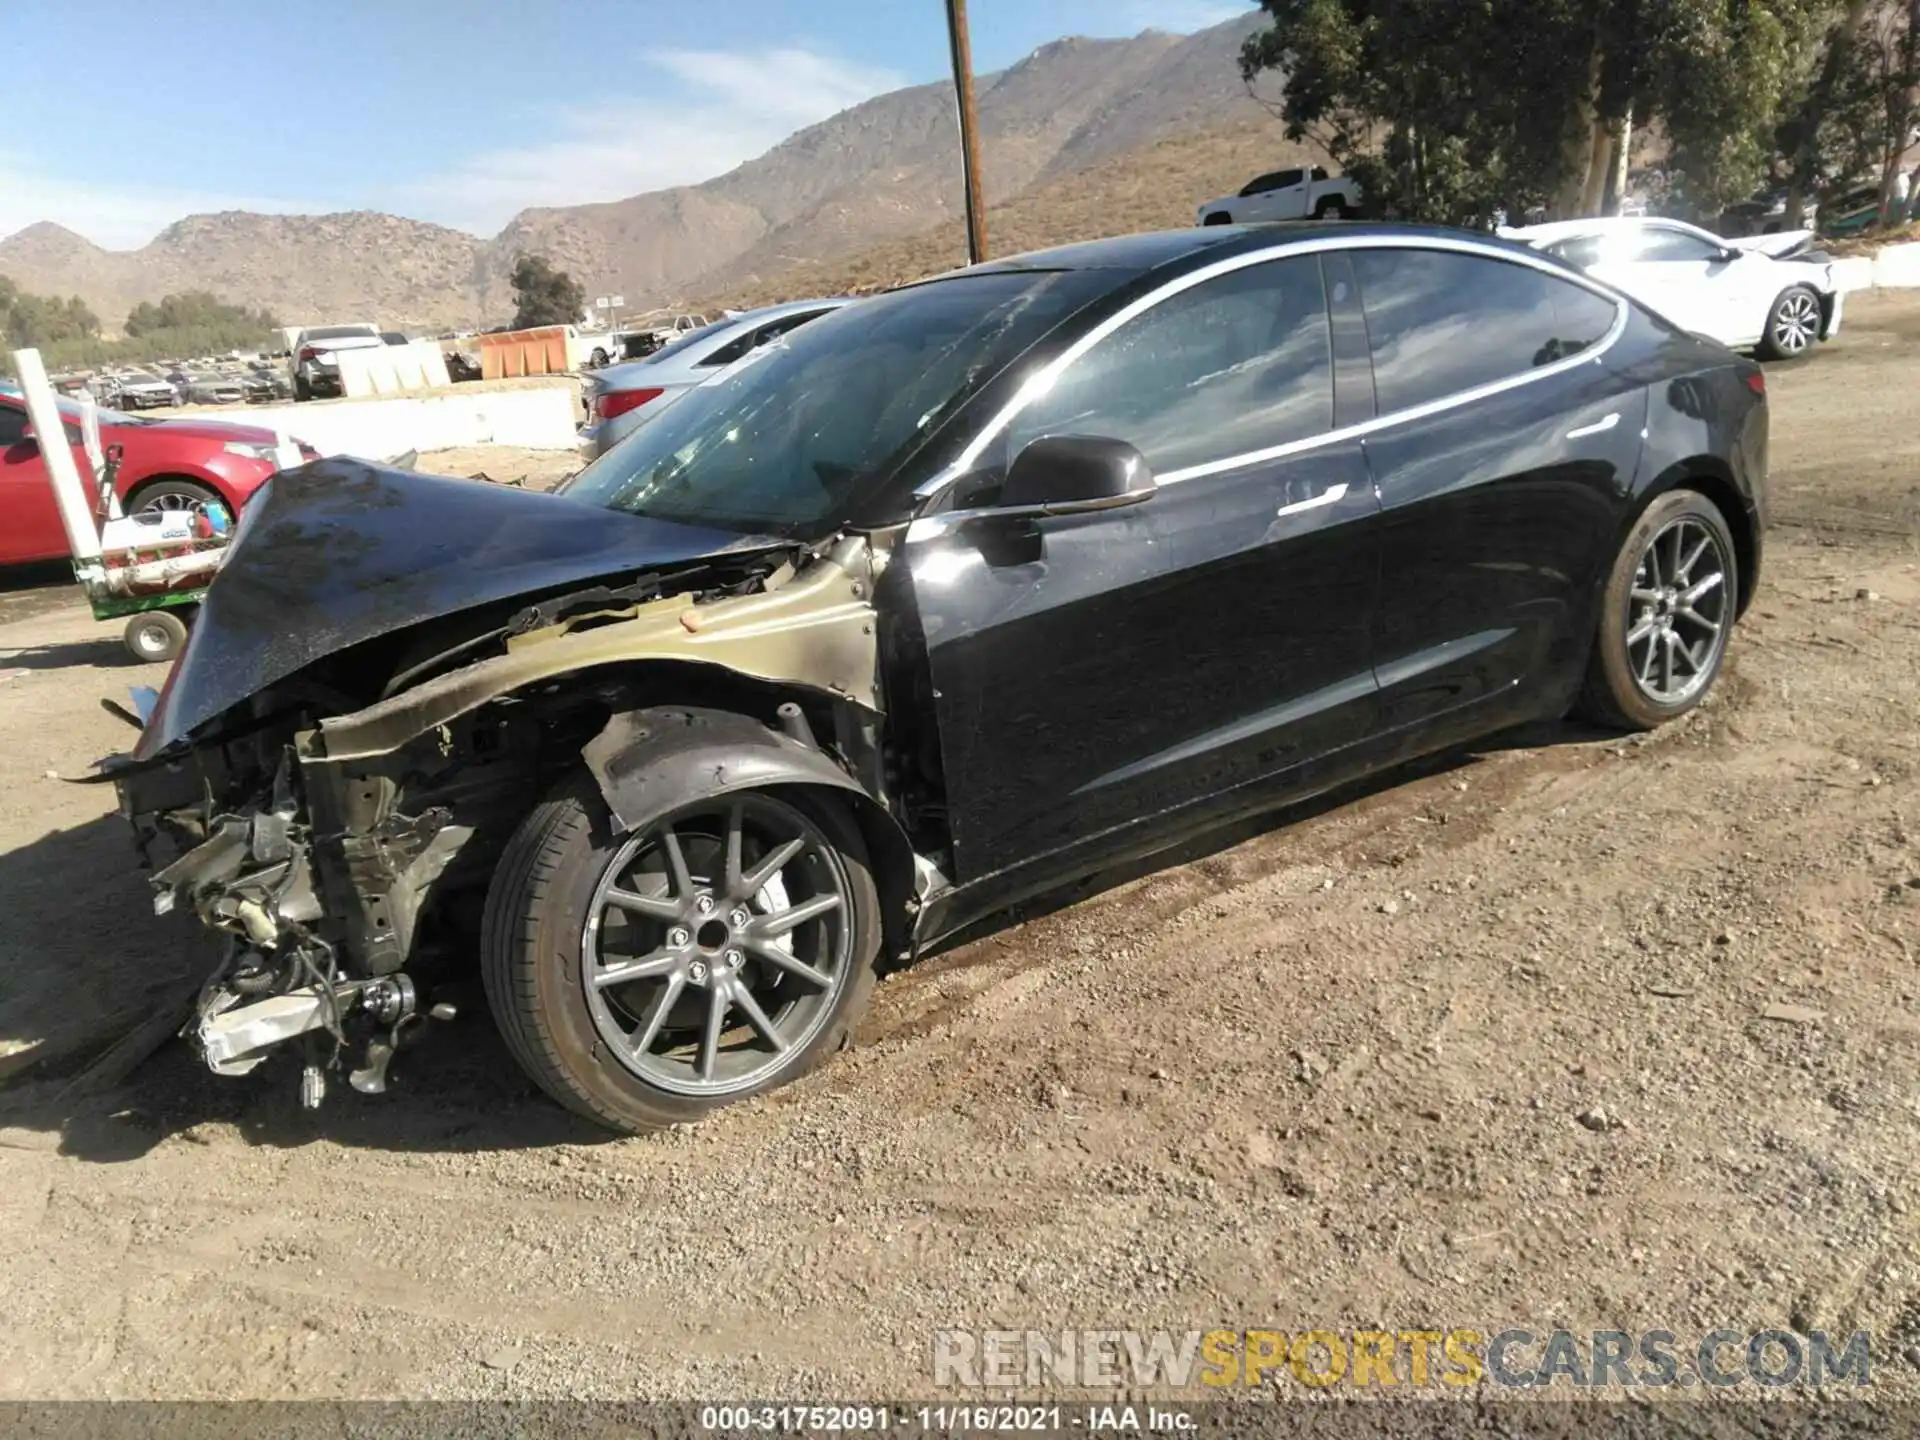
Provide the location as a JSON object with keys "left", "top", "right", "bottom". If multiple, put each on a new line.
{"left": 3, "top": 0, "right": 1251, "bottom": 250}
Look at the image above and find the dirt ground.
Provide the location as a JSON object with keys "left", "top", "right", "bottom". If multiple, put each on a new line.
{"left": 1, "top": 294, "right": 1917, "bottom": 1404}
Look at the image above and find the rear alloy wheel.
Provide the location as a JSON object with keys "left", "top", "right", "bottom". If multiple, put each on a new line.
{"left": 1576, "top": 490, "right": 1738, "bottom": 730}
{"left": 1759, "top": 285, "right": 1821, "bottom": 360}
{"left": 482, "top": 776, "right": 881, "bottom": 1132}
{"left": 130, "top": 479, "right": 231, "bottom": 528}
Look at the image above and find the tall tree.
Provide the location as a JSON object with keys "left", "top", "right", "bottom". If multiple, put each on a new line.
{"left": 1242, "top": 0, "right": 1834, "bottom": 224}
{"left": 509, "top": 254, "right": 587, "bottom": 330}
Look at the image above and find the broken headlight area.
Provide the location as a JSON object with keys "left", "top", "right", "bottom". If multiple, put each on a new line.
{"left": 116, "top": 704, "right": 551, "bottom": 1109}
{"left": 122, "top": 744, "right": 439, "bottom": 1105}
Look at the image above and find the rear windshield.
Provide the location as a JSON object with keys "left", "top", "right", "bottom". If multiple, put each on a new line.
{"left": 304, "top": 326, "right": 378, "bottom": 342}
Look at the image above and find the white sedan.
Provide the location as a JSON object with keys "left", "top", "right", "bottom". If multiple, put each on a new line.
{"left": 1499, "top": 217, "right": 1843, "bottom": 360}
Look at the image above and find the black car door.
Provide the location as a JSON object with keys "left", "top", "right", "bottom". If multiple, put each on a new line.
{"left": 1348, "top": 245, "right": 1649, "bottom": 734}
{"left": 905, "top": 253, "right": 1381, "bottom": 886}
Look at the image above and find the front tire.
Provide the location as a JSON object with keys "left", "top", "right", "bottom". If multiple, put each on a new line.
{"left": 1575, "top": 490, "right": 1739, "bottom": 731}
{"left": 481, "top": 773, "right": 881, "bottom": 1133}
{"left": 129, "top": 478, "right": 231, "bottom": 528}
{"left": 1758, "top": 284, "right": 1822, "bottom": 360}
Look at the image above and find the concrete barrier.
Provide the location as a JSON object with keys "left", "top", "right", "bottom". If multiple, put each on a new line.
{"left": 338, "top": 341, "right": 453, "bottom": 398}
{"left": 255, "top": 385, "right": 581, "bottom": 458}
{"left": 1873, "top": 240, "right": 1920, "bottom": 287}
{"left": 1831, "top": 241, "right": 1920, "bottom": 293}
{"left": 1832, "top": 256, "right": 1875, "bottom": 294}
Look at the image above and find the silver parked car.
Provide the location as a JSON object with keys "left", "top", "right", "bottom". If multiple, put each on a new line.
{"left": 113, "top": 373, "right": 182, "bottom": 409}
{"left": 579, "top": 298, "right": 851, "bottom": 457}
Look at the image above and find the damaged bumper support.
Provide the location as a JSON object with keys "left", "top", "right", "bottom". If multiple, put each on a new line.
{"left": 146, "top": 779, "right": 451, "bottom": 1102}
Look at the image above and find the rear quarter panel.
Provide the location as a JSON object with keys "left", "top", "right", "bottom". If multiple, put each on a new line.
{"left": 1620, "top": 312, "right": 1768, "bottom": 608}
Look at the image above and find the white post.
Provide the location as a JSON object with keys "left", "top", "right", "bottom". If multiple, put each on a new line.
{"left": 12, "top": 348, "right": 101, "bottom": 561}
{"left": 273, "top": 427, "right": 303, "bottom": 472}
{"left": 74, "top": 389, "right": 122, "bottom": 518}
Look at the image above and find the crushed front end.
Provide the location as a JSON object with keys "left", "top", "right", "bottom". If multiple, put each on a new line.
{"left": 100, "top": 459, "right": 889, "bottom": 1111}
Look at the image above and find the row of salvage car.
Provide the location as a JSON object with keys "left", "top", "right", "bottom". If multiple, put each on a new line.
{"left": 96, "top": 216, "right": 1786, "bottom": 1134}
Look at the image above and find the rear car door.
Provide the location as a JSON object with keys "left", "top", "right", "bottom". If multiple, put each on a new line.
{"left": 906, "top": 252, "right": 1380, "bottom": 882}
{"left": 0, "top": 399, "right": 69, "bottom": 565}
{"left": 1349, "top": 243, "right": 1647, "bottom": 737}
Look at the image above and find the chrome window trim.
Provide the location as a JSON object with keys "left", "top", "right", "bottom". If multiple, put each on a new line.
{"left": 906, "top": 233, "right": 1629, "bottom": 532}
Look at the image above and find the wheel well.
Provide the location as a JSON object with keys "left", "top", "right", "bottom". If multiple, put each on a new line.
{"left": 791, "top": 782, "right": 918, "bottom": 964}
{"left": 124, "top": 472, "right": 224, "bottom": 506}
{"left": 1648, "top": 464, "right": 1758, "bottom": 616}
{"left": 463, "top": 662, "right": 924, "bottom": 961}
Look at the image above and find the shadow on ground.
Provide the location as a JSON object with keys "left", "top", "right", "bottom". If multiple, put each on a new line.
{"left": 0, "top": 638, "right": 141, "bottom": 672}
{"left": 0, "top": 717, "right": 1615, "bottom": 1162}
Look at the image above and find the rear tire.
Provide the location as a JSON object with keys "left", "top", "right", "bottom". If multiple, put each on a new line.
{"left": 481, "top": 771, "right": 882, "bottom": 1134}
{"left": 1757, "top": 284, "right": 1822, "bottom": 360}
{"left": 1575, "top": 489, "right": 1739, "bottom": 731}
{"left": 123, "top": 610, "right": 188, "bottom": 664}
{"left": 293, "top": 375, "right": 312, "bottom": 402}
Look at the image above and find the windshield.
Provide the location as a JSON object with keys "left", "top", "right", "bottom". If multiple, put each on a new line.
{"left": 305, "top": 326, "right": 377, "bottom": 342}
{"left": 563, "top": 269, "right": 1105, "bottom": 535}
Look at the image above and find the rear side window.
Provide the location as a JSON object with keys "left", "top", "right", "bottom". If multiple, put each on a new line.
{"left": 1634, "top": 229, "right": 1724, "bottom": 263}
{"left": 1352, "top": 249, "right": 1619, "bottom": 414}
{"left": 703, "top": 308, "right": 833, "bottom": 367}
{"left": 1008, "top": 254, "right": 1333, "bottom": 474}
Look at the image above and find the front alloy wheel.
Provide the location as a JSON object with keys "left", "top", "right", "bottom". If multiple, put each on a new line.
{"left": 582, "top": 794, "right": 856, "bottom": 1097}
{"left": 131, "top": 480, "right": 231, "bottom": 529}
{"left": 482, "top": 774, "right": 881, "bottom": 1133}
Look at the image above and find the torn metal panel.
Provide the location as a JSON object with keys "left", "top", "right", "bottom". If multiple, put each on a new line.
{"left": 313, "top": 535, "right": 882, "bottom": 762}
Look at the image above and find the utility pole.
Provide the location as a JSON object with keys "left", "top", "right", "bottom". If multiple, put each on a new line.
{"left": 944, "top": 0, "right": 988, "bottom": 264}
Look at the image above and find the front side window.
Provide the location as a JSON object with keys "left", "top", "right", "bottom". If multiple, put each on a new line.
{"left": 1007, "top": 255, "right": 1333, "bottom": 476}
{"left": 0, "top": 403, "right": 27, "bottom": 447}
{"left": 1352, "top": 248, "right": 1620, "bottom": 414}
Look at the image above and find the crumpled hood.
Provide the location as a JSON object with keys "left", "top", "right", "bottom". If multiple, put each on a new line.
{"left": 130, "top": 457, "right": 777, "bottom": 758}
{"left": 1728, "top": 229, "right": 1817, "bottom": 259}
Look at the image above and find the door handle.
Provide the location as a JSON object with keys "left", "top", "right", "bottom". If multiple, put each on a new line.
{"left": 1275, "top": 481, "right": 1348, "bottom": 518}
{"left": 1566, "top": 412, "right": 1620, "bottom": 440}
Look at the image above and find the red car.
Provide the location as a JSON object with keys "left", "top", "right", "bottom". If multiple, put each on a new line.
{"left": 0, "top": 385, "right": 313, "bottom": 565}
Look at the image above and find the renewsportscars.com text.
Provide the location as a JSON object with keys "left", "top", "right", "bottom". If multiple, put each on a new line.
{"left": 932, "top": 1327, "right": 1873, "bottom": 1390}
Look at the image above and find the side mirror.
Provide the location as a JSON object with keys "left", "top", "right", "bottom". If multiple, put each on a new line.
{"left": 1000, "top": 435, "right": 1156, "bottom": 516}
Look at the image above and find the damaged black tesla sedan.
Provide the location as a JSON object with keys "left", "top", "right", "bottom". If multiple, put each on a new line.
{"left": 101, "top": 224, "right": 1766, "bottom": 1133}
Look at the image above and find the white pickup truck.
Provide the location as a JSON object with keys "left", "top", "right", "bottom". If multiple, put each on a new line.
{"left": 1197, "top": 166, "right": 1362, "bottom": 225}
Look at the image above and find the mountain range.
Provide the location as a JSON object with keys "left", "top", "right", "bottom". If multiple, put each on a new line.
{"left": 0, "top": 16, "right": 1284, "bottom": 333}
